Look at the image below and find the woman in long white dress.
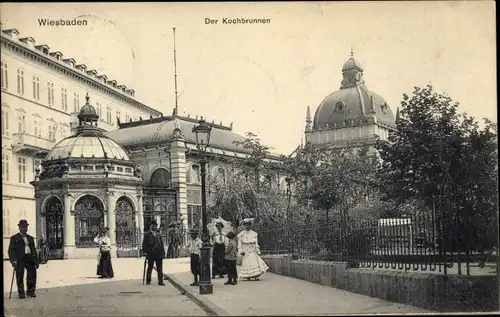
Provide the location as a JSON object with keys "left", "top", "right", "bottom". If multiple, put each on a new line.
{"left": 237, "top": 218, "right": 269, "bottom": 280}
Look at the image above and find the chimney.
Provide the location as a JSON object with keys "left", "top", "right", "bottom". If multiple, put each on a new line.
{"left": 49, "top": 51, "right": 63, "bottom": 61}
{"left": 2, "top": 29, "right": 20, "bottom": 40}
{"left": 34, "top": 44, "right": 50, "bottom": 54}
{"left": 19, "top": 37, "right": 35, "bottom": 49}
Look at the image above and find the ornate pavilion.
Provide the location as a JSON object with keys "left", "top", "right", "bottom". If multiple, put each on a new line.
{"left": 31, "top": 94, "right": 282, "bottom": 259}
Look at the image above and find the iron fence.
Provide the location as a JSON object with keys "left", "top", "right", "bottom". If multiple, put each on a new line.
{"left": 258, "top": 211, "right": 498, "bottom": 276}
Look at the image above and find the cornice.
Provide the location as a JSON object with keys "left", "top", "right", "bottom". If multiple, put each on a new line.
{"left": 1, "top": 35, "right": 162, "bottom": 117}
{"left": 32, "top": 176, "right": 145, "bottom": 189}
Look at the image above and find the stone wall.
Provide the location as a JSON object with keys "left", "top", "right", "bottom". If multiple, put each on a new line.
{"left": 262, "top": 255, "right": 499, "bottom": 312}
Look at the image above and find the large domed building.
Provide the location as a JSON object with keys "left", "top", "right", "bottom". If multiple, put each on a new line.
{"left": 304, "top": 51, "right": 398, "bottom": 148}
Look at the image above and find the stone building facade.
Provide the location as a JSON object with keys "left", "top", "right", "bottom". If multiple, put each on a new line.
{"left": 1, "top": 26, "right": 162, "bottom": 259}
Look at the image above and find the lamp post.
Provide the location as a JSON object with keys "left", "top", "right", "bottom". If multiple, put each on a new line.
{"left": 193, "top": 118, "right": 213, "bottom": 295}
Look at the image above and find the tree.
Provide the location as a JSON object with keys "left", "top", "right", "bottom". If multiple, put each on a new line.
{"left": 376, "top": 84, "right": 498, "bottom": 252}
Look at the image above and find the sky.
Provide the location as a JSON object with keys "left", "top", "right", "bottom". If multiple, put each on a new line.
{"left": 0, "top": 2, "right": 496, "bottom": 154}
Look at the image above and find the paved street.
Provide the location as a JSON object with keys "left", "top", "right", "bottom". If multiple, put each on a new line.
{"left": 167, "top": 264, "right": 433, "bottom": 315}
{"left": 3, "top": 258, "right": 206, "bottom": 317}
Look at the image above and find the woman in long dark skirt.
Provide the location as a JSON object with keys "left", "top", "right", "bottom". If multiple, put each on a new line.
{"left": 211, "top": 221, "right": 228, "bottom": 278}
{"left": 94, "top": 227, "right": 114, "bottom": 279}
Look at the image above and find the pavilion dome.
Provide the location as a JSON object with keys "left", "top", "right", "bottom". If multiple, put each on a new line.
{"left": 312, "top": 52, "right": 395, "bottom": 129}
{"left": 45, "top": 93, "right": 130, "bottom": 161}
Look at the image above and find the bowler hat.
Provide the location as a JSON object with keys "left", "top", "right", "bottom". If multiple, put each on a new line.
{"left": 18, "top": 219, "right": 29, "bottom": 226}
{"left": 215, "top": 221, "right": 224, "bottom": 228}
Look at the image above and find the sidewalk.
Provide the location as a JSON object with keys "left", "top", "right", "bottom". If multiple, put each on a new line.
{"left": 4, "top": 258, "right": 206, "bottom": 317}
{"left": 165, "top": 264, "right": 433, "bottom": 316}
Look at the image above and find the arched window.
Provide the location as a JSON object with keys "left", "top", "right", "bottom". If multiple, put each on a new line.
{"left": 74, "top": 195, "right": 104, "bottom": 247}
{"left": 44, "top": 197, "right": 63, "bottom": 250}
{"left": 150, "top": 168, "right": 171, "bottom": 188}
{"left": 115, "top": 196, "right": 135, "bottom": 248}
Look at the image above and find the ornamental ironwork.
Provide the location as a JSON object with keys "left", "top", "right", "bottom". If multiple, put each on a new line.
{"left": 44, "top": 197, "right": 64, "bottom": 250}
{"left": 74, "top": 195, "right": 105, "bottom": 247}
{"left": 115, "top": 197, "right": 136, "bottom": 249}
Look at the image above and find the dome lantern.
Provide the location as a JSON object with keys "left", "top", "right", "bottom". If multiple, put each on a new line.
{"left": 340, "top": 47, "right": 365, "bottom": 89}
{"left": 77, "top": 93, "right": 100, "bottom": 134}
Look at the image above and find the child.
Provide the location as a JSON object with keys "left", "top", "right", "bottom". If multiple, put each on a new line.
{"left": 224, "top": 231, "right": 238, "bottom": 285}
{"left": 188, "top": 228, "right": 203, "bottom": 286}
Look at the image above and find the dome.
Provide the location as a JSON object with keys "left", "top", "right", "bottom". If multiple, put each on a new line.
{"left": 77, "top": 94, "right": 99, "bottom": 123}
{"left": 313, "top": 86, "right": 395, "bottom": 128}
{"left": 312, "top": 53, "right": 395, "bottom": 129}
{"left": 46, "top": 133, "right": 131, "bottom": 161}
{"left": 342, "top": 57, "right": 363, "bottom": 72}
{"left": 45, "top": 93, "right": 130, "bottom": 161}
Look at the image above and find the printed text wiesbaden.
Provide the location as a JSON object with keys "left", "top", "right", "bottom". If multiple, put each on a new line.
{"left": 38, "top": 18, "right": 88, "bottom": 27}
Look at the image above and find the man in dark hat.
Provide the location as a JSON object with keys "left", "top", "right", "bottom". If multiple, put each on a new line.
{"left": 167, "top": 221, "right": 182, "bottom": 259}
{"left": 142, "top": 219, "right": 166, "bottom": 286}
{"left": 8, "top": 219, "right": 39, "bottom": 299}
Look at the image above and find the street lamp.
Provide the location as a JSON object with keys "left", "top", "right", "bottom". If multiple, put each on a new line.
{"left": 193, "top": 117, "right": 213, "bottom": 295}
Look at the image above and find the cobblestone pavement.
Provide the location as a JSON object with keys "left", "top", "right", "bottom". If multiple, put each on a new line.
{"left": 168, "top": 267, "right": 433, "bottom": 316}
{"left": 3, "top": 258, "right": 206, "bottom": 317}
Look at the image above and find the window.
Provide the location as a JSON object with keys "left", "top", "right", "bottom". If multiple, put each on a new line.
{"left": 33, "top": 76, "right": 40, "bottom": 101}
{"left": 2, "top": 151, "right": 9, "bottom": 181}
{"left": 48, "top": 125, "right": 57, "bottom": 142}
{"left": 116, "top": 110, "right": 121, "bottom": 124}
{"left": 74, "top": 93, "right": 80, "bottom": 112}
{"left": 34, "top": 119, "right": 41, "bottom": 137}
{"left": 17, "top": 69, "right": 24, "bottom": 95}
{"left": 96, "top": 102, "right": 102, "bottom": 118}
{"left": 17, "top": 114, "right": 25, "bottom": 133}
{"left": 1, "top": 109, "right": 9, "bottom": 137}
{"left": 125, "top": 113, "right": 130, "bottom": 122}
{"left": 61, "top": 87, "right": 67, "bottom": 111}
{"left": 106, "top": 106, "right": 112, "bottom": 123}
{"left": 1, "top": 61, "right": 7, "bottom": 89}
{"left": 47, "top": 81, "right": 55, "bottom": 107}
{"left": 18, "top": 156, "right": 26, "bottom": 183}
{"left": 60, "top": 126, "right": 66, "bottom": 139}
{"left": 33, "top": 158, "right": 41, "bottom": 175}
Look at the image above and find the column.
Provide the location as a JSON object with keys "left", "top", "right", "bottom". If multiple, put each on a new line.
{"left": 137, "top": 193, "right": 144, "bottom": 236}
{"left": 35, "top": 193, "right": 43, "bottom": 242}
{"left": 107, "top": 190, "right": 116, "bottom": 246}
{"left": 63, "top": 193, "right": 75, "bottom": 258}
{"left": 169, "top": 136, "right": 188, "bottom": 251}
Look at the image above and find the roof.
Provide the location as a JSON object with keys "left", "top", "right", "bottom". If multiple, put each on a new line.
{"left": 106, "top": 116, "right": 252, "bottom": 154}
{"left": 46, "top": 132, "right": 131, "bottom": 161}
{"left": 313, "top": 84, "right": 395, "bottom": 128}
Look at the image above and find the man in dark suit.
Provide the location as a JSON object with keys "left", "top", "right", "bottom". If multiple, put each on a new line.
{"left": 8, "top": 219, "right": 39, "bottom": 299}
{"left": 142, "top": 219, "right": 166, "bottom": 286}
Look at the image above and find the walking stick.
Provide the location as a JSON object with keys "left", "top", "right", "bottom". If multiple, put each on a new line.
{"left": 142, "top": 257, "right": 147, "bottom": 285}
{"left": 9, "top": 264, "right": 16, "bottom": 299}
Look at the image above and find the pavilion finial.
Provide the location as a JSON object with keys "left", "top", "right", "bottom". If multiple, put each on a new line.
{"left": 85, "top": 92, "right": 90, "bottom": 103}
{"left": 350, "top": 45, "right": 354, "bottom": 58}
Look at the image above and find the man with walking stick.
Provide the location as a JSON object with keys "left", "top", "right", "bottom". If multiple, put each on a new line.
{"left": 142, "top": 219, "right": 166, "bottom": 286}
{"left": 8, "top": 219, "right": 39, "bottom": 299}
